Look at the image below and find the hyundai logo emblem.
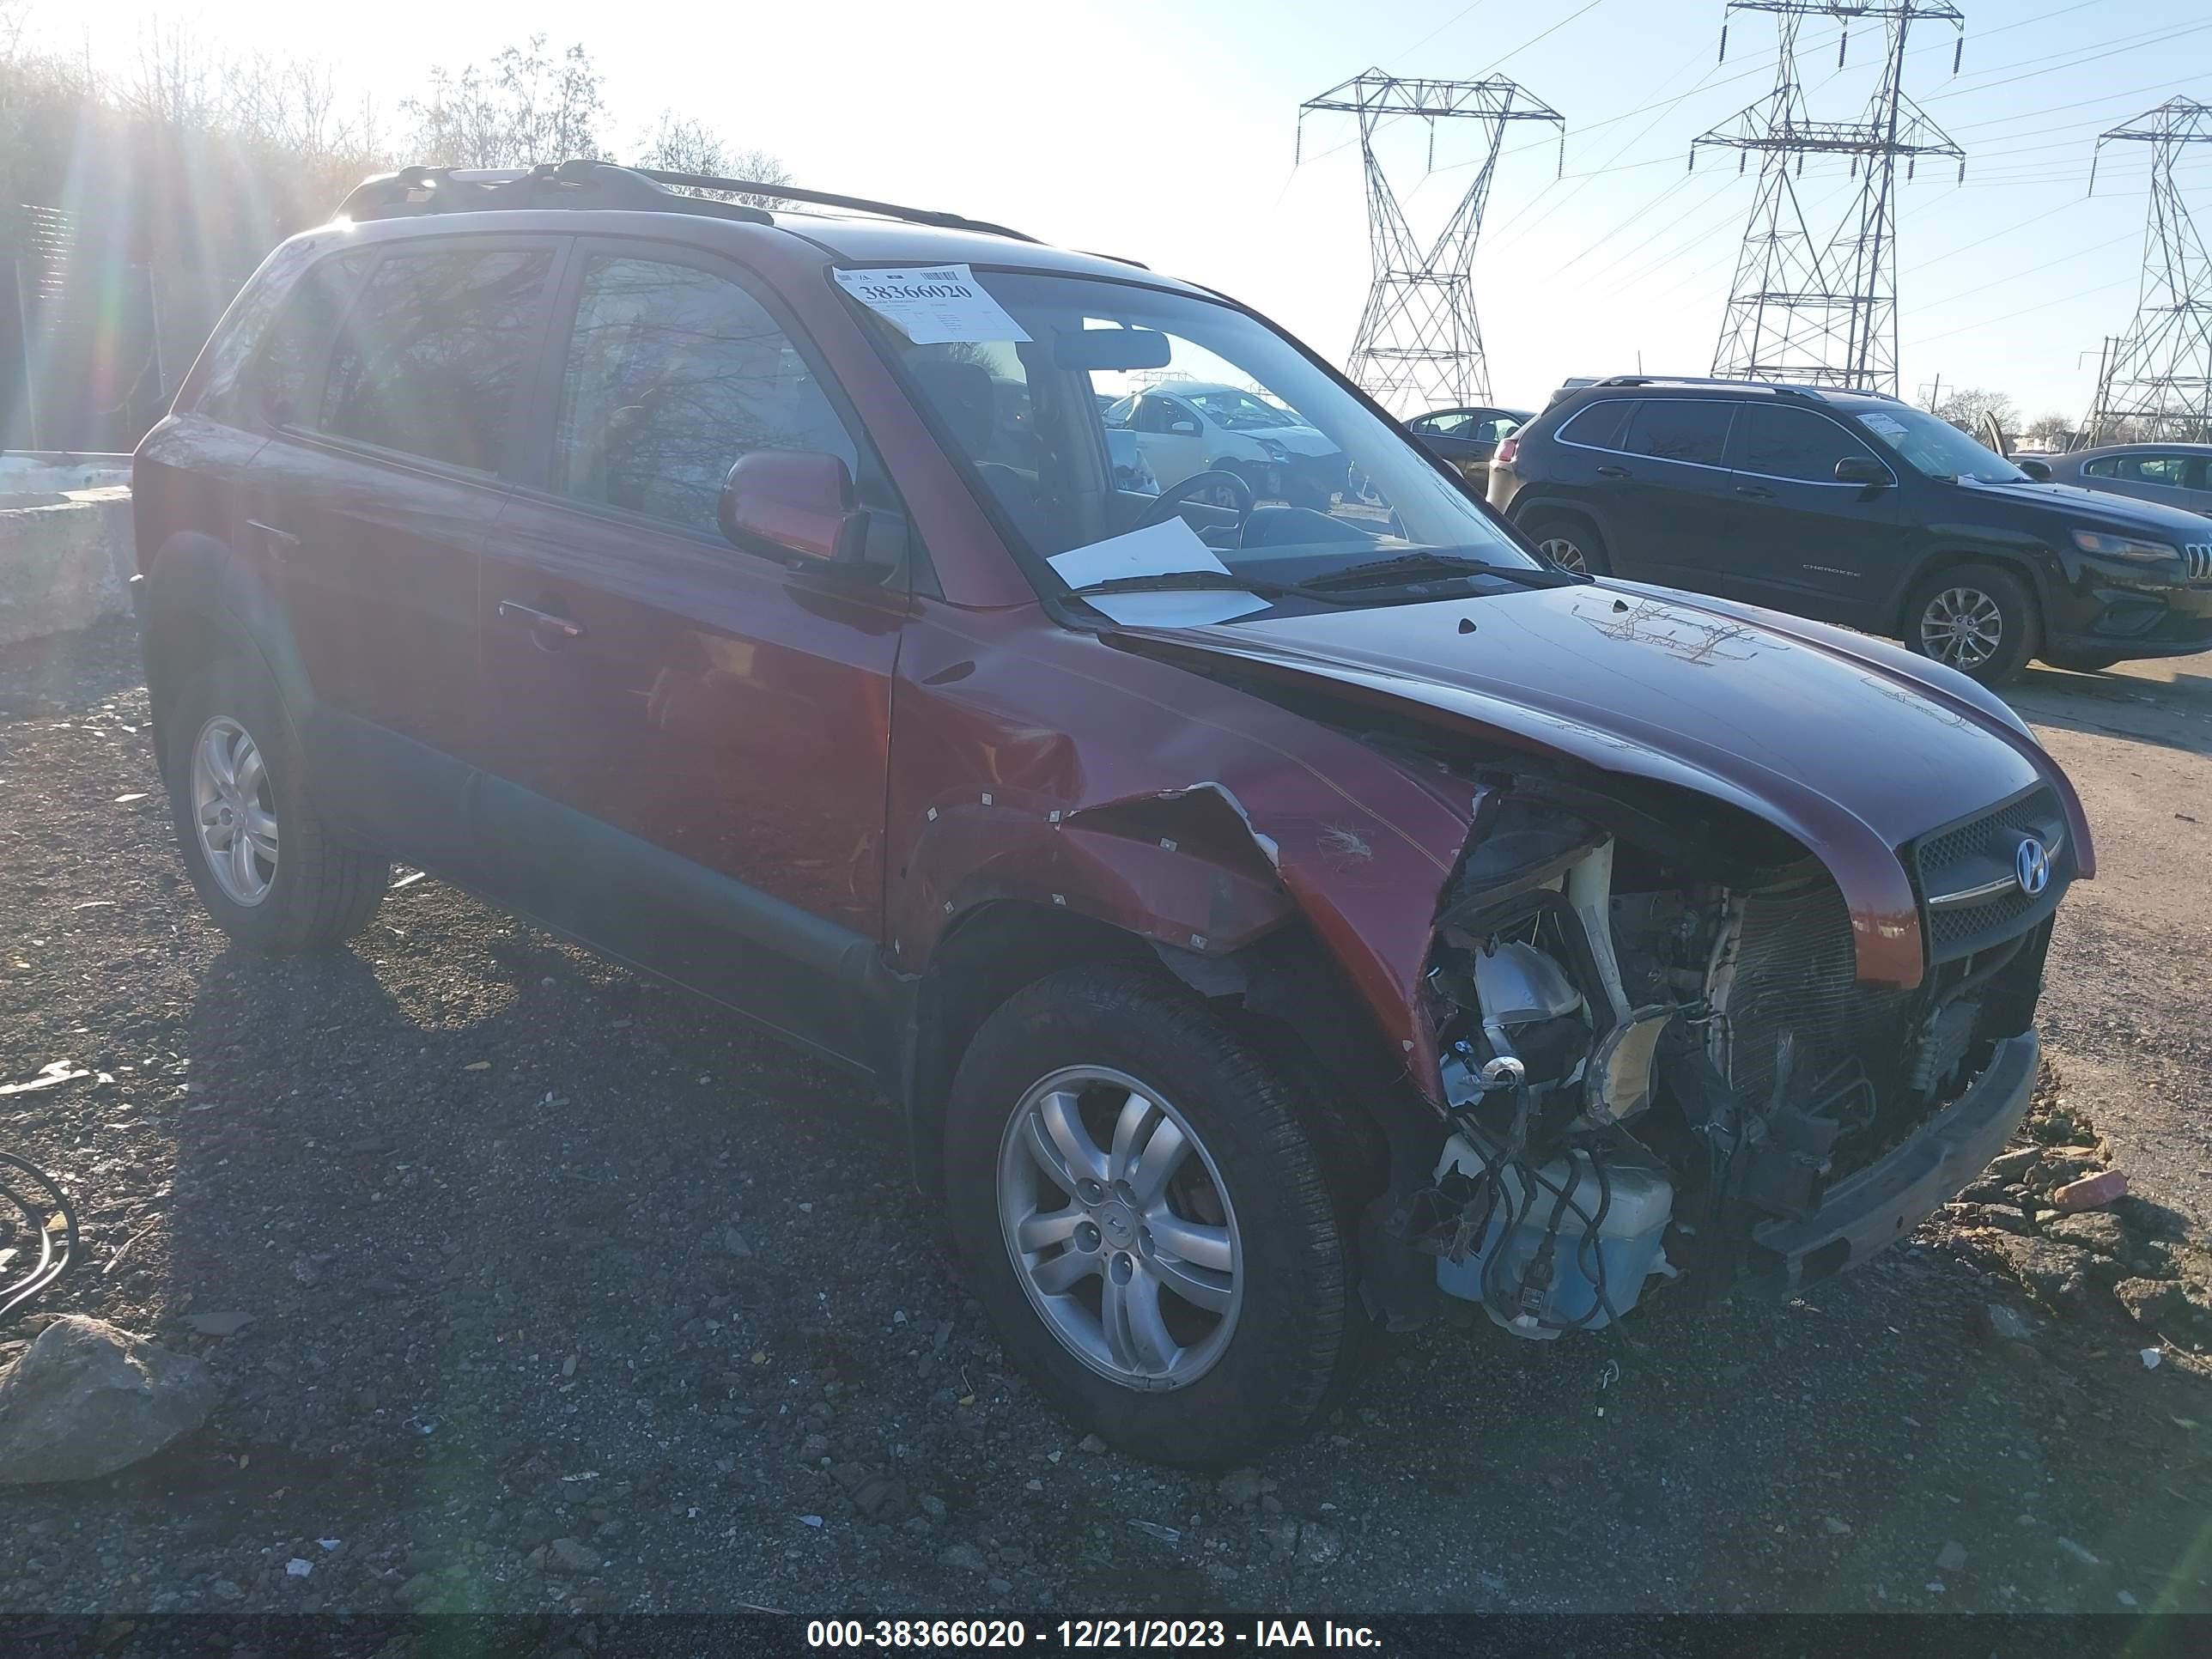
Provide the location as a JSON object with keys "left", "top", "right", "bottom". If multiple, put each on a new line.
{"left": 2014, "top": 836, "right": 2051, "bottom": 897}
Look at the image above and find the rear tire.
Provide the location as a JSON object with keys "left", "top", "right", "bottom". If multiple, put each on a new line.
{"left": 163, "top": 650, "right": 390, "bottom": 952}
{"left": 1904, "top": 562, "right": 2039, "bottom": 685}
{"left": 944, "top": 966, "right": 1359, "bottom": 1466}
{"left": 1519, "top": 509, "right": 1611, "bottom": 576}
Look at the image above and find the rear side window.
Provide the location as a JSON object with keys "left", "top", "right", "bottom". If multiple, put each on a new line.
{"left": 2082, "top": 457, "right": 2119, "bottom": 478}
{"left": 2133, "top": 454, "right": 2189, "bottom": 487}
{"left": 1623, "top": 399, "right": 1733, "bottom": 467}
{"left": 1736, "top": 405, "right": 1879, "bottom": 483}
{"left": 1555, "top": 398, "right": 1636, "bottom": 452}
{"left": 252, "top": 252, "right": 374, "bottom": 427}
{"left": 550, "top": 254, "right": 860, "bottom": 537}
{"left": 319, "top": 246, "right": 555, "bottom": 473}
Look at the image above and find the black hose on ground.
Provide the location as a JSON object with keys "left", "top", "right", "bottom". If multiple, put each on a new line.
{"left": 0, "top": 1152, "right": 76, "bottom": 1325}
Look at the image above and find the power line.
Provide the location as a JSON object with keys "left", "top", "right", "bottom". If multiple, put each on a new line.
{"left": 1486, "top": 0, "right": 1615, "bottom": 75}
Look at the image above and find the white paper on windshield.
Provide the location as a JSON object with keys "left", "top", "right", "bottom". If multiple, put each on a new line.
{"left": 831, "top": 264, "right": 1030, "bottom": 344}
{"left": 1046, "top": 519, "right": 1270, "bottom": 628}
{"left": 1857, "top": 412, "right": 1909, "bottom": 441}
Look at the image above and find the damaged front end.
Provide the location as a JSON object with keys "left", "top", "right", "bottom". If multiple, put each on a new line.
{"left": 1394, "top": 778, "right": 2068, "bottom": 1338}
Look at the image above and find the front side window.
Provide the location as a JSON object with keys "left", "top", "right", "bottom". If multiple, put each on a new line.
{"left": 1737, "top": 405, "right": 1880, "bottom": 483}
{"left": 550, "top": 254, "right": 858, "bottom": 537}
{"left": 848, "top": 268, "right": 1540, "bottom": 602}
{"left": 2083, "top": 457, "right": 2120, "bottom": 478}
{"left": 1851, "top": 404, "right": 2023, "bottom": 484}
{"left": 1624, "top": 399, "right": 1733, "bottom": 467}
{"left": 319, "top": 246, "right": 553, "bottom": 472}
{"left": 2132, "top": 454, "right": 2188, "bottom": 487}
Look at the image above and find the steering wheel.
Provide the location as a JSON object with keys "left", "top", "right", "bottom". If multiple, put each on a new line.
{"left": 1134, "top": 468, "right": 1255, "bottom": 532}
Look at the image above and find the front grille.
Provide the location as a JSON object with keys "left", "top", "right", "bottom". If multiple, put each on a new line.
{"left": 2185, "top": 543, "right": 2211, "bottom": 583}
{"left": 1911, "top": 785, "right": 2070, "bottom": 963}
{"left": 1727, "top": 875, "right": 1916, "bottom": 1112}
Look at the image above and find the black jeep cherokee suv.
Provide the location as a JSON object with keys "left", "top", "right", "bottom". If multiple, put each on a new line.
{"left": 1486, "top": 375, "right": 2212, "bottom": 684}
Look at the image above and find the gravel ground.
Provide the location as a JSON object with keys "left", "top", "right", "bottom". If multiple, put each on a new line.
{"left": 2, "top": 617, "right": 2209, "bottom": 1617}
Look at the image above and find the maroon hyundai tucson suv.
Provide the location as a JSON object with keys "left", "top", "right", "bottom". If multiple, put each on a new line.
{"left": 131, "top": 161, "right": 2092, "bottom": 1464}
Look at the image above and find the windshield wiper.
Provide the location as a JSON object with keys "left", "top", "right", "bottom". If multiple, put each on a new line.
{"left": 1062, "top": 569, "right": 1354, "bottom": 608}
{"left": 1301, "top": 550, "right": 1580, "bottom": 592}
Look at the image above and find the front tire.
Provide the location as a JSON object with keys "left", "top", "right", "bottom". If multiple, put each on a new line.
{"left": 163, "top": 651, "right": 390, "bottom": 952}
{"left": 1905, "top": 562, "right": 2039, "bottom": 684}
{"left": 944, "top": 966, "right": 1358, "bottom": 1466}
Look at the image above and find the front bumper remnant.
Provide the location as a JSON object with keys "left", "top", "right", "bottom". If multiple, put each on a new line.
{"left": 1747, "top": 1030, "right": 2039, "bottom": 1296}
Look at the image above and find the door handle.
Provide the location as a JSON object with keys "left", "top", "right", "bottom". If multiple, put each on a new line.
{"left": 247, "top": 520, "right": 301, "bottom": 558}
{"left": 496, "top": 599, "right": 586, "bottom": 646}
{"left": 1595, "top": 465, "right": 1631, "bottom": 478}
{"left": 1734, "top": 483, "right": 1775, "bottom": 499}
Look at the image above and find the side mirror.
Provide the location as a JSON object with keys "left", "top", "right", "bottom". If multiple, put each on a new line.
{"left": 1832, "top": 455, "right": 1888, "bottom": 487}
{"left": 2016, "top": 457, "right": 2053, "bottom": 483}
{"left": 719, "top": 450, "right": 868, "bottom": 563}
{"left": 1167, "top": 417, "right": 1201, "bottom": 437}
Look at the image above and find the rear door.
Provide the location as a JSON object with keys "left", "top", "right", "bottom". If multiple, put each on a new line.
{"left": 1604, "top": 397, "right": 1741, "bottom": 588}
{"left": 477, "top": 242, "right": 911, "bottom": 1070}
{"left": 246, "top": 237, "right": 560, "bottom": 867}
{"left": 1717, "top": 402, "right": 1904, "bottom": 623}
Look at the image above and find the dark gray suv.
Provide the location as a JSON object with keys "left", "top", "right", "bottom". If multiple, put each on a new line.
{"left": 1487, "top": 375, "right": 2212, "bottom": 683}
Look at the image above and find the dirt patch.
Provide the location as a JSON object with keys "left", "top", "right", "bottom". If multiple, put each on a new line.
{"left": 3, "top": 619, "right": 2210, "bottom": 1615}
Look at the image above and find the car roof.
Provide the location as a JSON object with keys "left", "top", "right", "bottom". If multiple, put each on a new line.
{"left": 331, "top": 162, "right": 1201, "bottom": 296}
{"left": 2065, "top": 441, "right": 2212, "bottom": 459}
{"left": 1556, "top": 375, "right": 1902, "bottom": 410}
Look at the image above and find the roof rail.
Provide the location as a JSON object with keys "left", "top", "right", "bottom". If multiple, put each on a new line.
{"left": 334, "top": 161, "right": 774, "bottom": 225}
{"left": 1593, "top": 374, "right": 1905, "bottom": 404}
{"left": 627, "top": 167, "right": 1040, "bottom": 245}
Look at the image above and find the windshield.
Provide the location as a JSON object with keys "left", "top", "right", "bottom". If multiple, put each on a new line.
{"left": 1853, "top": 404, "right": 2025, "bottom": 484}
{"left": 850, "top": 270, "right": 1540, "bottom": 612}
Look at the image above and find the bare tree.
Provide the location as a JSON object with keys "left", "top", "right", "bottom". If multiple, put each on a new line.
{"left": 1933, "top": 387, "right": 2019, "bottom": 441}
{"left": 635, "top": 111, "right": 790, "bottom": 206}
{"left": 2021, "top": 412, "right": 2075, "bottom": 451}
{"left": 121, "top": 18, "right": 219, "bottom": 131}
{"left": 402, "top": 35, "right": 606, "bottom": 169}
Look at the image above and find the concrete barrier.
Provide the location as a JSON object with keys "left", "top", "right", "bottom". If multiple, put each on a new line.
{"left": 0, "top": 454, "right": 137, "bottom": 647}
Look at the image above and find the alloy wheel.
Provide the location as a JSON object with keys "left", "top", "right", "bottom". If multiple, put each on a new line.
{"left": 1918, "top": 586, "right": 2003, "bottom": 671}
{"left": 191, "top": 715, "right": 278, "bottom": 906}
{"left": 997, "top": 1066, "right": 1243, "bottom": 1389}
{"left": 1539, "top": 536, "right": 1589, "bottom": 574}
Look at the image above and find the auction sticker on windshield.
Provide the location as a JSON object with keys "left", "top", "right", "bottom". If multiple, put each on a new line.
{"left": 1857, "top": 412, "right": 1910, "bottom": 442}
{"left": 833, "top": 264, "right": 1031, "bottom": 344}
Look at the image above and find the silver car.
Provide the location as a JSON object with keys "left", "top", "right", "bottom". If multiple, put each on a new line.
{"left": 2041, "top": 443, "right": 2212, "bottom": 519}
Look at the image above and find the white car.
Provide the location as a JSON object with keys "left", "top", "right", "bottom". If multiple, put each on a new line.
{"left": 1103, "top": 381, "right": 1345, "bottom": 509}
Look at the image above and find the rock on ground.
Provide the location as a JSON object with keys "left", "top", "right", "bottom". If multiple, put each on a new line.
{"left": 0, "top": 1316, "right": 217, "bottom": 1485}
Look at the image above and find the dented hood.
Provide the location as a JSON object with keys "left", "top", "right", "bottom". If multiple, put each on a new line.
{"left": 1108, "top": 580, "right": 2092, "bottom": 987}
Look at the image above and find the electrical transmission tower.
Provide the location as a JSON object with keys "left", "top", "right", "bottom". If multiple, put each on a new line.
{"left": 2082, "top": 98, "right": 2212, "bottom": 445}
{"left": 1693, "top": 2, "right": 1965, "bottom": 394}
{"left": 1298, "top": 70, "right": 1563, "bottom": 413}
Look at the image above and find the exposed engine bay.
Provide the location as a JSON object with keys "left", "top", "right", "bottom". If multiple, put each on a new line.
{"left": 1405, "top": 784, "right": 2057, "bottom": 1338}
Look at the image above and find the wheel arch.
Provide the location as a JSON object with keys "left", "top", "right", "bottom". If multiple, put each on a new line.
{"left": 901, "top": 896, "right": 1401, "bottom": 1216}
{"left": 1888, "top": 546, "right": 2051, "bottom": 640}
{"left": 140, "top": 531, "right": 312, "bottom": 763}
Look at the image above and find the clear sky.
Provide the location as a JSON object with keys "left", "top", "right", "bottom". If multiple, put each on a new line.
{"left": 38, "top": 0, "right": 2212, "bottom": 423}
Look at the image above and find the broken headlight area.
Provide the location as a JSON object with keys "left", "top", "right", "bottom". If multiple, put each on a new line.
{"left": 1396, "top": 787, "right": 2056, "bottom": 1338}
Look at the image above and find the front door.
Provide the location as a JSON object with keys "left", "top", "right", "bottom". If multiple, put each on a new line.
{"left": 246, "top": 239, "right": 560, "bottom": 868}
{"left": 477, "top": 246, "right": 908, "bottom": 1071}
{"left": 1718, "top": 402, "right": 1904, "bottom": 624}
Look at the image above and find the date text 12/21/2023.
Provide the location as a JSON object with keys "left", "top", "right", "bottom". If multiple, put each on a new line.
{"left": 805, "top": 1620, "right": 1384, "bottom": 1650}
